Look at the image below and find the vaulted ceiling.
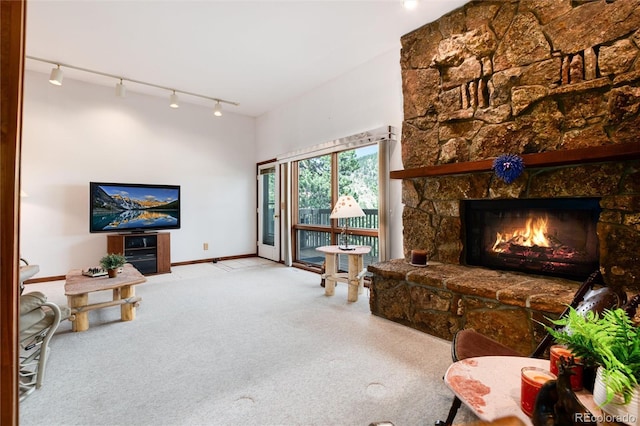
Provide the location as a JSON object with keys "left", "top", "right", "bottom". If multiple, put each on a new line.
{"left": 25, "top": 0, "right": 467, "bottom": 117}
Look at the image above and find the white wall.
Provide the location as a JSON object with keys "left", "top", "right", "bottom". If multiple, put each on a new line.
{"left": 21, "top": 70, "right": 256, "bottom": 278}
{"left": 255, "top": 49, "right": 405, "bottom": 259}
{"left": 20, "top": 46, "right": 408, "bottom": 278}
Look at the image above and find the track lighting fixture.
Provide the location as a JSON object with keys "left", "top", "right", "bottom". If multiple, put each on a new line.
{"left": 213, "top": 101, "right": 222, "bottom": 117}
{"left": 49, "top": 65, "right": 63, "bottom": 86}
{"left": 27, "top": 56, "right": 239, "bottom": 115}
{"left": 169, "top": 91, "right": 179, "bottom": 108}
{"left": 403, "top": 0, "right": 418, "bottom": 9}
{"left": 115, "top": 79, "right": 127, "bottom": 98}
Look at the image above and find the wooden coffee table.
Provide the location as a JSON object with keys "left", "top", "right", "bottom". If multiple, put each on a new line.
{"left": 65, "top": 263, "right": 146, "bottom": 332}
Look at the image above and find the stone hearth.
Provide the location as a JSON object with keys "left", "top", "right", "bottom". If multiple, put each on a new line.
{"left": 368, "top": 0, "right": 640, "bottom": 351}
{"left": 368, "top": 260, "right": 583, "bottom": 355}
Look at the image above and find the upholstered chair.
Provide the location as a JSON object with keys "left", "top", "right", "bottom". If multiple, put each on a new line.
{"left": 18, "top": 261, "right": 70, "bottom": 400}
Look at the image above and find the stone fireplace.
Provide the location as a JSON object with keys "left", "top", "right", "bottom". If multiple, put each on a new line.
{"left": 368, "top": 0, "right": 640, "bottom": 354}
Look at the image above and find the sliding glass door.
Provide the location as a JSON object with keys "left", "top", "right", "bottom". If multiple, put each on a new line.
{"left": 295, "top": 154, "right": 332, "bottom": 265}
{"left": 293, "top": 145, "right": 379, "bottom": 269}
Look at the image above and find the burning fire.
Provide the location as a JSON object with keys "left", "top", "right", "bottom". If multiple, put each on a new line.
{"left": 492, "top": 216, "right": 550, "bottom": 252}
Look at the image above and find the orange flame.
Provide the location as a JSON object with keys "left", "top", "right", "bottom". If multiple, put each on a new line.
{"left": 492, "top": 216, "right": 550, "bottom": 252}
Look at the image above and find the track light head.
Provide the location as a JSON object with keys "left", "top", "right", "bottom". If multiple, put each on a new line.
{"left": 213, "top": 101, "right": 223, "bottom": 117}
{"left": 115, "top": 79, "right": 127, "bottom": 98}
{"left": 49, "top": 65, "right": 63, "bottom": 86}
{"left": 169, "top": 91, "right": 179, "bottom": 108}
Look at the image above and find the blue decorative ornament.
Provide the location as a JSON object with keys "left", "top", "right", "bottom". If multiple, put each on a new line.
{"left": 492, "top": 154, "right": 525, "bottom": 184}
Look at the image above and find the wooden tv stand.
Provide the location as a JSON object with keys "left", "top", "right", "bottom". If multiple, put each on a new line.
{"left": 107, "top": 232, "right": 171, "bottom": 275}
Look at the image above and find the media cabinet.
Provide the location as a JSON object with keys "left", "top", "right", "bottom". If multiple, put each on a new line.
{"left": 107, "top": 232, "right": 171, "bottom": 275}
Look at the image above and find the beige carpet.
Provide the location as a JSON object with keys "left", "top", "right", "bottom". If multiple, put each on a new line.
{"left": 19, "top": 258, "right": 477, "bottom": 426}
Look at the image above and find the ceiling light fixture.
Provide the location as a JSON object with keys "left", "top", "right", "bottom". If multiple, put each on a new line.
{"left": 49, "top": 65, "right": 63, "bottom": 86}
{"left": 115, "top": 79, "right": 127, "bottom": 98}
{"left": 27, "top": 56, "right": 239, "bottom": 115}
{"left": 213, "top": 101, "right": 222, "bottom": 117}
{"left": 403, "top": 0, "right": 418, "bottom": 10}
{"left": 169, "top": 91, "right": 179, "bottom": 108}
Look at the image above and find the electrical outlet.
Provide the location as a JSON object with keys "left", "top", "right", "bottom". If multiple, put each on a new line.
{"left": 203, "top": 243, "right": 209, "bottom": 251}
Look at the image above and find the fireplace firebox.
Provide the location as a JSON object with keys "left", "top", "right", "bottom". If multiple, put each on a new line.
{"left": 463, "top": 198, "right": 601, "bottom": 281}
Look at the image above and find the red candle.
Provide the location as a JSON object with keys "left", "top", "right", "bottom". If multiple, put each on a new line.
{"left": 521, "top": 367, "right": 556, "bottom": 417}
{"left": 550, "top": 345, "right": 583, "bottom": 391}
{"left": 410, "top": 249, "right": 427, "bottom": 265}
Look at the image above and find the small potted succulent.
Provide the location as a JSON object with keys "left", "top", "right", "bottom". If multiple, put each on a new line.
{"left": 99, "top": 253, "right": 127, "bottom": 278}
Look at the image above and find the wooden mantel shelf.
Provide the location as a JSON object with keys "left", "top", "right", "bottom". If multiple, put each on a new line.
{"left": 390, "top": 142, "right": 640, "bottom": 179}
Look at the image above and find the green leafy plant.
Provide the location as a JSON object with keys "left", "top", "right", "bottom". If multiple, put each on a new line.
{"left": 99, "top": 253, "right": 127, "bottom": 270}
{"left": 547, "top": 307, "right": 640, "bottom": 405}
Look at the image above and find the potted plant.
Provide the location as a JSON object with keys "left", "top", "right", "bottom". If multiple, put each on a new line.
{"left": 547, "top": 307, "right": 640, "bottom": 421}
{"left": 100, "top": 253, "right": 127, "bottom": 278}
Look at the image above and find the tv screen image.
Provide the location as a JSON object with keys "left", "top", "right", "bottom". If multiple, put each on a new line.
{"left": 90, "top": 182, "right": 181, "bottom": 233}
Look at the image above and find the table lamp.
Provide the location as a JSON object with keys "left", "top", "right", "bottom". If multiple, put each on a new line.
{"left": 330, "top": 195, "right": 365, "bottom": 251}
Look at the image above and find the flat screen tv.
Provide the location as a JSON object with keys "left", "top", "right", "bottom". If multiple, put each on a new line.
{"left": 90, "top": 182, "right": 180, "bottom": 233}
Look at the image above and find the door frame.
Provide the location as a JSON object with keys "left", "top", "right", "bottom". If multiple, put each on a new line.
{"left": 257, "top": 160, "right": 280, "bottom": 262}
{"left": 1, "top": 1, "right": 26, "bottom": 423}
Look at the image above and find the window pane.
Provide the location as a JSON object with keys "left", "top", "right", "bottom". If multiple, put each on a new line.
{"left": 328, "top": 236, "right": 379, "bottom": 272}
{"left": 338, "top": 146, "right": 378, "bottom": 230}
{"left": 298, "top": 155, "right": 331, "bottom": 225}
{"left": 261, "top": 167, "right": 275, "bottom": 246}
{"left": 296, "top": 230, "right": 331, "bottom": 265}
{"left": 347, "top": 235, "right": 379, "bottom": 268}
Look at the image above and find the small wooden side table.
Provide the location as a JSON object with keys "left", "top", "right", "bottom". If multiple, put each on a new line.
{"left": 64, "top": 263, "right": 146, "bottom": 332}
{"left": 316, "top": 245, "right": 371, "bottom": 302}
{"left": 444, "top": 355, "right": 605, "bottom": 425}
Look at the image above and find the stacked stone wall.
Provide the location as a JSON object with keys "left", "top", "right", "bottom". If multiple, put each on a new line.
{"left": 400, "top": 0, "right": 640, "bottom": 289}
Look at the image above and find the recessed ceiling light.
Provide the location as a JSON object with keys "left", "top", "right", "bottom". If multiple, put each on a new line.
{"left": 403, "top": 0, "right": 418, "bottom": 10}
